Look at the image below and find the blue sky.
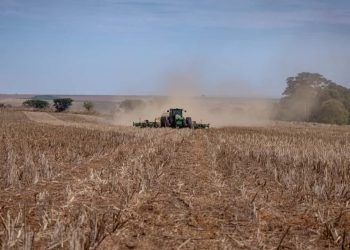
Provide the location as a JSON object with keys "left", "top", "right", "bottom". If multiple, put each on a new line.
{"left": 0, "top": 0, "right": 350, "bottom": 96}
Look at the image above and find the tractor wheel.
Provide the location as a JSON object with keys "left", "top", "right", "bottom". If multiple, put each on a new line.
{"left": 161, "top": 116, "right": 167, "bottom": 127}
{"left": 165, "top": 117, "right": 171, "bottom": 127}
{"left": 185, "top": 117, "right": 193, "bottom": 128}
{"left": 161, "top": 116, "right": 171, "bottom": 127}
{"left": 167, "top": 116, "right": 173, "bottom": 127}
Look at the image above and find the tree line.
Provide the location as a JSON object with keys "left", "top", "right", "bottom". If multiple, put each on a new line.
{"left": 277, "top": 72, "right": 350, "bottom": 125}
{"left": 22, "top": 98, "right": 94, "bottom": 112}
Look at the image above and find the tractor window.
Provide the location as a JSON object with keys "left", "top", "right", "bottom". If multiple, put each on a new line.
{"left": 171, "top": 109, "right": 182, "bottom": 117}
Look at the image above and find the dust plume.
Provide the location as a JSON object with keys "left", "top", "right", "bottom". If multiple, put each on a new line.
{"left": 112, "top": 69, "right": 274, "bottom": 127}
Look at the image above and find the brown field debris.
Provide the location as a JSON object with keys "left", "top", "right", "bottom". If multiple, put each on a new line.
{"left": 1, "top": 109, "right": 350, "bottom": 249}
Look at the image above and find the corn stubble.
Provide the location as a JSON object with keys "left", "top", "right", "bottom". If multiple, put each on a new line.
{"left": 0, "top": 110, "right": 350, "bottom": 249}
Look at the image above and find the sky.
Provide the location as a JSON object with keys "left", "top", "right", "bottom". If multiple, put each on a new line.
{"left": 0, "top": 0, "right": 350, "bottom": 97}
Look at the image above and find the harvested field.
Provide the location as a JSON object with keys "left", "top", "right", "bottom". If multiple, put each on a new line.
{"left": 1, "top": 110, "right": 350, "bottom": 249}
{"left": 24, "top": 111, "right": 117, "bottom": 131}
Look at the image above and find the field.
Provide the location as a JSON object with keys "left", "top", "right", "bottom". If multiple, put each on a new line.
{"left": 1, "top": 109, "right": 350, "bottom": 249}
{"left": 0, "top": 94, "right": 275, "bottom": 126}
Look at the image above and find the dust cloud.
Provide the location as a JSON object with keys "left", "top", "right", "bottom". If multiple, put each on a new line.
{"left": 112, "top": 69, "right": 274, "bottom": 127}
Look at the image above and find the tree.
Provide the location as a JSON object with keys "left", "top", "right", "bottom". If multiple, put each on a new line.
{"left": 53, "top": 98, "right": 73, "bottom": 112}
{"left": 277, "top": 72, "right": 350, "bottom": 124}
{"left": 83, "top": 101, "right": 94, "bottom": 112}
{"left": 316, "top": 99, "right": 349, "bottom": 125}
{"left": 282, "top": 72, "right": 332, "bottom": 97}
{"left": 322, "top": 83, "right": 350, "bottom": 111}
{"left": 23, "top": 99, "right": 49, "bottom": 109}
{"left": 278, "top": 73, "right": 325, "bottom": 121}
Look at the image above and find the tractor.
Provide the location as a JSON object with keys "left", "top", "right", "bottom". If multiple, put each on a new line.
{"left": 133, "top": 108, "right": 209, "bottom": 129}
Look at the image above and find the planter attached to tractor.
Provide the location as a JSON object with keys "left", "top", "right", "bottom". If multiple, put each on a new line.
{"left": 133, "top": 108, "right": 209, "bottom": 129}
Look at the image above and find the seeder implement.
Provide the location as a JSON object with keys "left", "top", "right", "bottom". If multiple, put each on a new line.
{"left": 133, "top": 120, "right": 160, "bottom": 128}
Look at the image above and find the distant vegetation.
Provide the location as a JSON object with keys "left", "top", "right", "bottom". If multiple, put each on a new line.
{"left": 119, "top": 99, "right": 145, "bottom": 112}
{"left": 83, "top": 101, "right": 94, "bottom": 112}
{"left": 32, "top": 95, "right": 59, "bottom": 100}
{"left": 277, "top": 72, "right": 350, "bottom": 124}
{"left": 23, "top": 99, "right": 49, "bottom": 109}
{"left": 53, "top": 98, "right": 73, "bottom": 112}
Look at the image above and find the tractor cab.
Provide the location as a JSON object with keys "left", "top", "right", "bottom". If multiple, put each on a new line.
{"left": 167, "top": 108, "right": 185, "bottom": 118}
{"left": 165, "top": 108, "right": 185, "bottom": 127}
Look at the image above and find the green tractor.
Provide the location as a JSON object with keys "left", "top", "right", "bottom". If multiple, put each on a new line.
{"left": 133, "top": 108, "right": 209, "bottom": 129}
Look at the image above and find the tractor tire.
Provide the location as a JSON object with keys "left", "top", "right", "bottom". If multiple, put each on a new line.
{"left": 167, "top": 117, "right": 174, "bottom": 127}
{"left": 185, "top": 117, "right": 193, "bottom": 128}
{"left": 166, "top": 117, "right": 171, "bottom": 127}
{"left": 161, "top": 116, "right": 171, "bottom": 127}
{"left": 161, "top": 116, "right": 167, "bottom": 127}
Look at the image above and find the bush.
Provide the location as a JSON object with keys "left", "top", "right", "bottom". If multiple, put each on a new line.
{"left": 0, "top": 103, "right": 4, "bottom": 108}
{"left": 83, "top": 101, "right": 94, "bottom": 112}
{"left": 316, "top": 99, "right": 349, "bottom": 125}
{"left": 23, "top": 99, "right": 49, "bottom": 109}
{"left": 53, "top": 98, "right": 73, "bottom": 112}
{"left": 119, "top": 99, "right": 145, "bottom": 112}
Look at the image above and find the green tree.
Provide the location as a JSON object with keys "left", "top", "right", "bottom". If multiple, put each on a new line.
{"left": 316, "top": 99, "right": 349, "bottom": 125}
{"left": 83, "top": 101, "right": 94, "bottom": 112}
{"left": 53, "top": 98, "right": 73, "bottom": 112}
{"left": 322, "top": 83, "right": 350, "bottom": 111}
{"left": 23, "top": 99, "right": 49, "bottom": 109}
{"left": 278, "top": 73, "right": 328, "bottom": 121}
{"left": 278, "top": 72, "right": 350, "bottom": 124}
{"left": 282, "top": 72, "right": 332, "bottom": 97}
